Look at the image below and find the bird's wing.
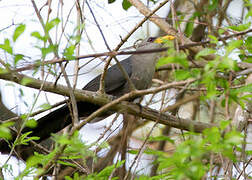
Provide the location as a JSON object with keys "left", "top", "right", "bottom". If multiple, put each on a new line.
{"left": 83, "top": 57, "right": 132, "bottom": 94}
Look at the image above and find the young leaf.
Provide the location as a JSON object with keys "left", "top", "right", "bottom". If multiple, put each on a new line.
{"left": 195, "top": 48, "right": 216, "bottom": 60}
{"left": 218, "top": 57, "right": 238, "bottom": 71}
{"left": 232, "top": 84, "right": 252, "bottom": 94}
{"left": 148, "top": 135, "right": 174, "bottom": 143}
{"left": 39, "top": 103, "right": 52, "bottom": 110}
{"left": 0, "top": 38, "right": 13, "bottom": 54}
{"left": 31, "top": 31, "right": 47, "bottom": 42}
{"left": 14, "top": 131, "right": 40, "bottom": 146}
{"left": 25, "top": 118, "right": 37, "bottom": 128}
{"left": 208, "top": 34, "right": 218, "bottom": 44}
{"left": 185, "top": 16, "right": 195, "bottom": 37}
{"left": 224, "top": 130, "right": 243, "bottom": 145}
{"left": 226, "top": 40, "right": 243, "bottom": 54}
{"left": 57, "top": 160, "right": 77, "bottom": 167}
{"left": 45, "top": 18, "right": 60, "bottom": 33}
{"left": 156, "top": 53, "right": 188, "bottom": 68}
{"left": 13, "top": 24, "right": 26, "bottom": 42}
{"left": 245, "top": 36, "right": 252, "bottom": 53}
{"left": 228, "top": 22, "right": 251, "bottom": 31}
{"left": 122, "top": 0, "right": 131, "bottom": 10}
{"left": 41, "top": 44, "right": 58, "bottom": 59}
{"left": 63, "top": 44, "right": 76, "bottom": 60}
{"left": 14, "top": 53, "right": 24, "bottom": 66}
{"left": 97, "top": 160, "right": 125, "bottom": 178}
{"left": 208, "top": 0, "right": 218, "bottom": 11}
{"left": 175, "top": 69, "right": 191, "bottom": 80}
{"left": 0, "top": 122, "right": 13, "bottom": 140}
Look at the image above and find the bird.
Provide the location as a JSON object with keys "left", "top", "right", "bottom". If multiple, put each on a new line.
{"left": 20, "top": 35, "right": 175, "bottom": 142}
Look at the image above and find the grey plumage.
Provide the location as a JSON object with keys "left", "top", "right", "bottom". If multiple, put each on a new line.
{"left": 22, "top": 37, "right": 162, "bottom": 142}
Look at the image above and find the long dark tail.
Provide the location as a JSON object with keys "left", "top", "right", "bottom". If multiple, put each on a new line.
{"left": 0, "top": 102, "right": 103, "bottom": 155}
{"left": 23, "top": 104, "right": 71, "bottom": 141}
{"left": 23, "top": 101, "right": 102, "bottom": 142}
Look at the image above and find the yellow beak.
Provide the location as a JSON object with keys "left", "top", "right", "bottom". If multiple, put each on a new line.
{"left": 154, "top": 35, "right": 175, "bottom": 43}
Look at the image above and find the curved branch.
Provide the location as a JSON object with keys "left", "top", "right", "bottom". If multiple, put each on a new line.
{"left": 0, "top": 71, "right": 215, "bottom": 133}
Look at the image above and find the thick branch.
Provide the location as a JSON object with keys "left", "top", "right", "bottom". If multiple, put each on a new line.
{"left": 0, "top": 72, "right": 215, "bottom": 133}
{"left": 128, "top": 0, "right": 215, "bottom": 60}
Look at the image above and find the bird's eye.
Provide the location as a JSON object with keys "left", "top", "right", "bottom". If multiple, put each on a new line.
{"left": 147, "top": 37, "right": 156, "bottom": 42}
{"left": 134, "top": 39, "right": 143, "bottom": 48}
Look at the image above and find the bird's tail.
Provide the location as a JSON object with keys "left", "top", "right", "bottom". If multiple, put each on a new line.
{"left": 23, "top": 104, "right": 71, "bottom": 142}
{"left": 23, "top": 101, "right": 104, "bottom": 142}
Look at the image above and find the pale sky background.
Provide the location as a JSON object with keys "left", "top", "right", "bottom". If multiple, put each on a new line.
{"left": 0, "top": 0, "right": 246, "bottom": 179}
{"left": 0, "top": 0, "right": 171, "bottom": 178}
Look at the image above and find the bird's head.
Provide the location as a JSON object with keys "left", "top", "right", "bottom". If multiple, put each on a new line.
{"left": 135, "top": 35, "right": 175, "bottom": 49}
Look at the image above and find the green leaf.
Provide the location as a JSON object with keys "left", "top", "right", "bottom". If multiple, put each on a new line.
{"left": 144, "top": 148, "right": 165, "bottom": 156}
{"left": 128, "top": 149, "right": 138, "bottom": 154}
{"left": 226, "top": 40, "right": 243, "bottom": 54}
{"left": 218, "top": 28, "right": 226, "bottom": 35}
{"left": 233, "top": 84, "right": 252, "bottom": 94}
{"left": 208, "top": 0, "right": 218, "bottom": 11}
{"left": 241, "top": 94, "right": 252, "bottom": 101}
{"left": 25, "top": 118, "right": 37, "bottom": 128}
{"left": 57, "top": 160, "right": 77, "bottom": 167}
{"left": 63, "top": 44, "right": 76, "bottom": 60}
{"left": 108, "top": 0, "right": 116, "bottom": 3}
{"left": 219, "top": 120, "right": 230, "bottom": 130}
{"left": 97, "top": 160, "right": 124, "bottom": 178}
{"left": 60, "top": 155, "right": 82, "bottom": 160}
{"left": 228, "top": 22, "right": 251, "bottom": 31}
{"left": 14, "top": 54, "right": 24, "bottom": 66}
{"left": 185, "top": 16, "right": 195, "bottom": 37}
{"left": 13, "top": 24, "right": 26, "bottom": 42}
{"left": 224, "top": 130, "right": 243, "bottom": 145}
{"left": 45, "top": 18, "right": 60, "bottom": 33}
{"left": 148, "top": 135, "right": 174, "bottom": 143}
{"left": 245, "top": 9, "right": 252, "bottom": 19}
{"left": 26, "top": 151, "right": 56, "bottom": 169}
{"left": 202, "top": 70, "right": 218, "bottom": 98}
{"left": 41, "top": 44, "right": 58, "bottom": 58}
{"left": 190, "top": 68, "right": 201, "bottom": 78}
{"left": 245, "top": 36, "right": 252, "bottom": 53}
{"left": 218, "top": 57, "right": 238, "bottom": 71}
{"left": 208, "top": 35, "right": 218, "bottom": 44}
{"left": 31, "top": 31, "right": 46, "bottom": 42}
{"left": 0, "top": 68, "right": 8, "bottom": 74}
{"left": 0, "top": 38, "right": 13, "bottom": 54}
{"left": 1, "top": 121, "right": 15, "bottom": 127}
{"left": 245, "top": 36, "right": 252, "bottom": 44}
{"left": 20, "top": 114, "right": 28, "bottom": 120}
{"left": 195, "top": 48, "right": 216, "bottom": 60}
{"left": 138, "top": 175, "right": 151, "bottom": 180}
{"left": 14, "top": 131, "right": 40, "bottom": 146}
{"left": 99, "top": 141, "right": 109, "bottom": 149}
{"left": 239, "top": 54, "right": 252, "bottom": 63}
{"left": 156, "top": 53, "right": 188, "bottom": 68}
{"left": 0, "top": 122, "right": 13, "bottom": 140}
{"left": 203, "top": 127, "right": 221, "bottom": 144}
{"left": 175, "top": 70, "right": 191, "bottom": 80}
{"left": 64, "top": 176, "right": 73, "bottom": 180}
{"left": 39, "top": 103, "right": 52, "bottom": 110}
{"left": 122, "top": 0, "right": 131, "bottom": 10}
{"left": 70, "top": 34, "right": 81, "bottom": 44}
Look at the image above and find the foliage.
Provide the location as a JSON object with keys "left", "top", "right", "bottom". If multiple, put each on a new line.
{"left": 0, "top": 0, "right": 251, "bottom": 179}
{"left": 0, "top": 121, "right": 14, "bottom": 140}
{"left": 131, "top": 121, "right": 243, "bottom": 180}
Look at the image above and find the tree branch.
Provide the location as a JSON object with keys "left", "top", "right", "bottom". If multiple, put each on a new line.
{"left": 0, "top": 71, "right": 215, "bottom": 133}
